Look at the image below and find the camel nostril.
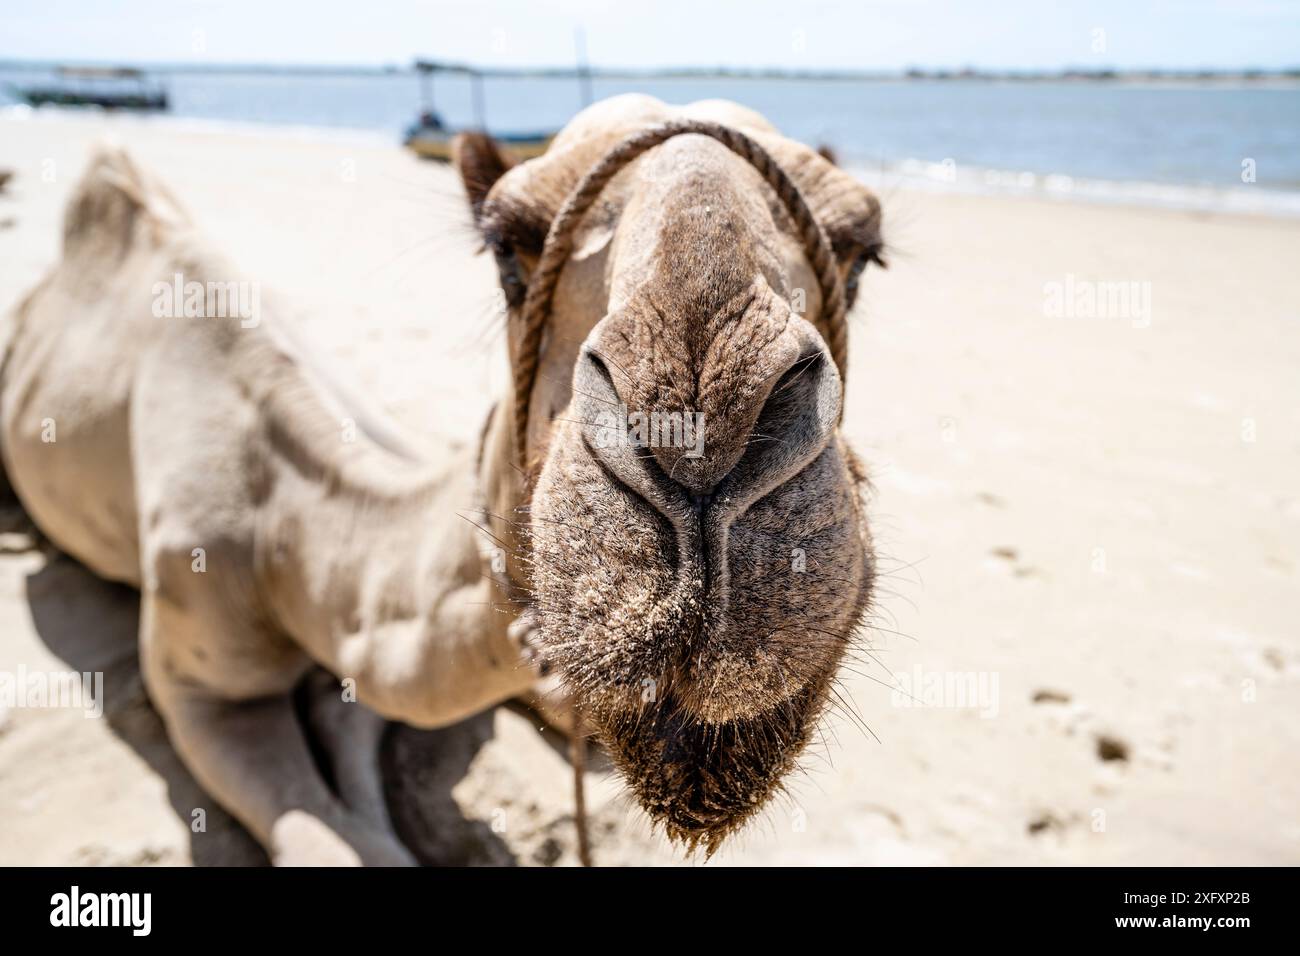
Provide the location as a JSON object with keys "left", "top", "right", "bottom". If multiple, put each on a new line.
{"left": 575, "top": 326, "right": 840, "bottom": 529}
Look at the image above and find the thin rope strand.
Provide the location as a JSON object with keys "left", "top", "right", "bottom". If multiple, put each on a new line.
{"left": 570, "top": 713, "right": 592, "bottom": 866}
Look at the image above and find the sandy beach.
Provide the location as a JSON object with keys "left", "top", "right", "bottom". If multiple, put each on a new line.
{"left": 1, "top": 109, "right": 1297, "bottom": 866}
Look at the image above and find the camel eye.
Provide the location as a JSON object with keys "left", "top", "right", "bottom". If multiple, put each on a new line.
{"left": 479, "top": 199, "right": 546, "bottom": 309}
{"left": 492, "top": 248, "right": 526, "bottom": 308}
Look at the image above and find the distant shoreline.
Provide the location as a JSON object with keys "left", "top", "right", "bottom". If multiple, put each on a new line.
{"left": 6, "top": 108, "right": 1299, "bottom": 220}
{"left": 2, "top": 58, "right": 1298, "bottom": 84}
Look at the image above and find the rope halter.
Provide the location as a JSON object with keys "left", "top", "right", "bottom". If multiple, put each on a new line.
{"left": 510, "top": 119, "right": 850, "bottom": 464}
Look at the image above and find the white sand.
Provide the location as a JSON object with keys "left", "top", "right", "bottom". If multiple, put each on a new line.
{"left": 1, "top": 110, "right": 1297, "bottom": 866}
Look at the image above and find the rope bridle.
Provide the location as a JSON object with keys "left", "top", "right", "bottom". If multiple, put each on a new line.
{"left": 508, "top": 120, "right": 852, "bottom": 867}
{"left": 510, "top": 118, "right": 850, "bottom": 465}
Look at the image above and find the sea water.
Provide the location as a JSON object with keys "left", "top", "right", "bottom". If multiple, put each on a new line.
{"left": 3, "top": 67, "right": 1297, "bottom": 216}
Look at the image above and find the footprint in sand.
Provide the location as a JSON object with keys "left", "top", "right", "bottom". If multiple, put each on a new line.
{"left": 987, "top": 546, "right": 1041, "bottom": 578}
{"left": 1032, "top": 691, "right": 1139, "bottom": 768}
{"left": 1027, "top": 810, "right": 1066, "bottom": 836}
{"left": 1032, "top": 688, "right": 1071, "bottom": 704}
{"left": 1094, "top": 733, "right": 1131, "bottom": 763}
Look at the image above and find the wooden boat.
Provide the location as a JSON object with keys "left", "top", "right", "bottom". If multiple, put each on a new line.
{"left": 404, "top": 60, "right": 556, "bottom": 162}
{"left": 12, "top": 66, "right": 168, "bottom": 111}
{"left": 403, "top": 111, "right": 553, "bottom": 161}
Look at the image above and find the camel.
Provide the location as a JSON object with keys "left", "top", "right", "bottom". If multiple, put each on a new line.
{"left": 0, "top": 93, "right": 884, "bottom": 863}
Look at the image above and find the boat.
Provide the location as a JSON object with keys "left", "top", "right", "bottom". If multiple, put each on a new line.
{"left": 12, "top": 66, "right": 168, "bottom": 111}
{"left": 403, "top": 60, "right": 556, "bottom": 162}
{"left": 404, "top": 110, "right": 553, "bottom": 161}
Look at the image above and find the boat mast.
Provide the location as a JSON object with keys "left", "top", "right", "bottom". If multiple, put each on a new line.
{"left": 471, "top": 70, "right": 486, "bottom": 130}
{"left": 416, "top": 60, "right": 436, "bottom": 116}
{"left": 575, "top": 26, "right": 593, "bottom": 107}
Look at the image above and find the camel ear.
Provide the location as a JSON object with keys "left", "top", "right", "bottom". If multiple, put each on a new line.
{"left": 453, "top": 132, "right": 514, "bottom": 219}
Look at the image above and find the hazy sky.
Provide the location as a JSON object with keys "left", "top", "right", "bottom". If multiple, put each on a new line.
{"left": 3, "top": 0, "right": 1297, "bottom": 70}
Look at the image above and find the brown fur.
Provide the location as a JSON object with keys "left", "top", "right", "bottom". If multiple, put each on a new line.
{"left": 459, "top": 95, "right": 884, "bottom": 852}
{"left": 0, "top": 96, "right": 883, "bottom": 864}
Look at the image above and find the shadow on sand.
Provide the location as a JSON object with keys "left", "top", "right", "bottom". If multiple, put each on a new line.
{"left": 23, "top": 546, "right": 518, "bottom": 866}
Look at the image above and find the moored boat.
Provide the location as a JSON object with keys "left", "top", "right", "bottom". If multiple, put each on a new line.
{"left": 12, "top": 66, "right": 169, "bottom": 111}
{"left": 403, "top": 110, "right": 553, "bottom": 161}
{"left": 403, "top": 60, "right": 555, "bottom": 162}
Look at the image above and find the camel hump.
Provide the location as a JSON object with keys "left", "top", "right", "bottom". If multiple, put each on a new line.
{"left": 62, "top": 143, "right": 191, "bottom": 261}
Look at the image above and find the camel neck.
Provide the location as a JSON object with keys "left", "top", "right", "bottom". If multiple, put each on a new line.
{"left": 239, "top": 328, "right": 470, "bottom": 651}
{"left": 255, "top": 432, "right": 480, "bottom": 666}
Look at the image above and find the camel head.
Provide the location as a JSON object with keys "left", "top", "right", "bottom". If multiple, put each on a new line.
{"left": 456, "top": 96, "right": 884, "bottom": 853}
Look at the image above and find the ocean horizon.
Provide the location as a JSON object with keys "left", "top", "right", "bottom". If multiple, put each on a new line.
{"left": 4, "top": 66, "right": 1298, "bottom": 217}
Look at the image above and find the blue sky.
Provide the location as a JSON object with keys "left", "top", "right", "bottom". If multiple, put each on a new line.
{"left": 3, "top": 0, "right": 1298, "bottom": 70}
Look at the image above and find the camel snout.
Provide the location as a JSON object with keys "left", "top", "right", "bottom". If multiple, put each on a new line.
{"left": 573, "top": 318, "right": 842, "bottom": 519}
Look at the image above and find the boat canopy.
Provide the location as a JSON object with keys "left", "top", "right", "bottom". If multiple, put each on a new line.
{"left": 56, "top": 66, "right": 150, "bottom": 80}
